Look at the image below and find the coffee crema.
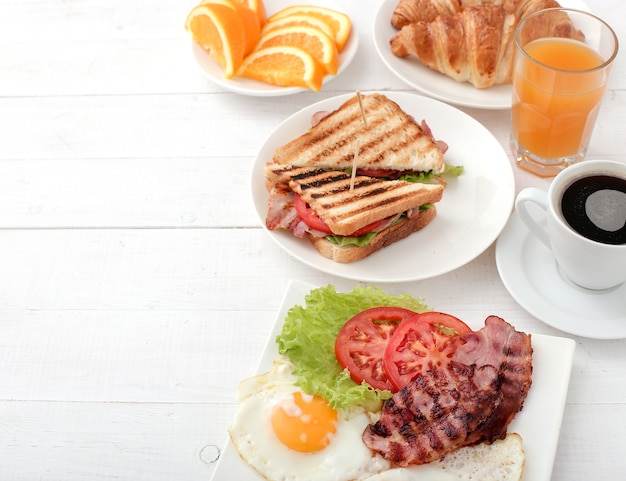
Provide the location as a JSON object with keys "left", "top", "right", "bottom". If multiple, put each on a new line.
{"left": 561, "top": 174, "right": 626, "bottom": 245}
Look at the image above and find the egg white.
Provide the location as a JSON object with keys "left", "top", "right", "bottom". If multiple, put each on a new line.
{"left": 228, "top": 358, "right": 391, "bottom": 481}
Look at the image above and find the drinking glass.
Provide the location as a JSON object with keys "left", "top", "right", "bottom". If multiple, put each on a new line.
{"left": 510, "top": 8, "right": 618, "bottom": 177}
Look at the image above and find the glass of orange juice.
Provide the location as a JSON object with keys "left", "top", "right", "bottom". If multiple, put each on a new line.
{"left": 510, "top": 8, "right": 618, "bottom": 177}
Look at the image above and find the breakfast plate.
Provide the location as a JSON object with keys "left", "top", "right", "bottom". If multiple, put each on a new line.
{"left": 372, "top": 0, "right": 591, "bottom": 109}
{"left": 496, "top": 212, "right": 626, "bottom": 339}
{"left": 210, "top": 279, "right": 576, "bottom": 481}
{"left": 190, "top": 0, "right": 359, "bottom": 96}
{"left": 251, "top": 91, "right": 515, "bottom": 283}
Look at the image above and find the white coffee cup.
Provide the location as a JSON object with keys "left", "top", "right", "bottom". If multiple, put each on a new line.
{"left": 515, "top": 160, "right": 626, "bottom": 290}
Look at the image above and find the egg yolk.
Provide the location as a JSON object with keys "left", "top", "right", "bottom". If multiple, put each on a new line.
{"left": 271, "top": 391, "right": 338, "bottom": 452}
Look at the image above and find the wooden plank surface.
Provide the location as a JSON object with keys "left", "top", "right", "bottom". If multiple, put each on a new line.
{"left": 0, "top": 0, "right": 625, "bottom": 479}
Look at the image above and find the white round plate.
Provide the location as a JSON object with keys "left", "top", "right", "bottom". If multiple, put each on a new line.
{"left": 372, "top": 0, "right": 590, "bottom": 110}
{"left": 190, "top": 0, "right": 358, "bottom": 97}
{"left": 496, "top": 213, "right": 626, "bottom": 339}
{"left": 251, "top": 91, "right": 515, "bottom": 283}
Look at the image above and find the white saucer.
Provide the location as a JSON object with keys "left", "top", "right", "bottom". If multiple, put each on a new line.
{"left": 496, "top": 213, "right": 626, "bottom": 339}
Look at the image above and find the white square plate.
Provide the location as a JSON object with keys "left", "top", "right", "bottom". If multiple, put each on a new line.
{"left": 211, "top": 280, "right": 576, "bottom": 481}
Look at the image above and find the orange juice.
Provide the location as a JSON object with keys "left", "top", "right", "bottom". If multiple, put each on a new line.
{"left": 512, "top": 38, "right": 607, "bottom": 160}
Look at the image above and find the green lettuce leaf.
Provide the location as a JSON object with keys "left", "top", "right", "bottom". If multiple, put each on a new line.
{"left": 399, "top": 163, "right": 464, "bottom": 183}
{"left": 443, "top": 163, "right": 464, "bottom": 177}
{"left": 324, "top": 204, "right": 434, "bottom": 248}
{"left": 276, "top": 284, "right": 431, "bottom": 409}
{"left": 325, "top": 232, "right": 377, "bottom": 247}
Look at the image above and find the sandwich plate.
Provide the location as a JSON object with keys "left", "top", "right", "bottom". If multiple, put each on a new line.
{"left": 372, "top": 0, "right": 591, "bottom": 110}
{"left": 190, "top": 0, "right": 359, "bottom": 97}
{"left": 251, "top": 91, "right": 515, "bottom": 283}
{"left": 210, "top": 279, "right": 576, "bottom": 481}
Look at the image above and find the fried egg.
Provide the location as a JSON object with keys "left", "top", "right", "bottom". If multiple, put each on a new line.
{"left": 228, "top": 358, "right": 391, "bottom": 481}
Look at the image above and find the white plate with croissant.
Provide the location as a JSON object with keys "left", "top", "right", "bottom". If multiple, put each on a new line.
{"left": 373, "top": 0, "right": 591, "bottom": 110}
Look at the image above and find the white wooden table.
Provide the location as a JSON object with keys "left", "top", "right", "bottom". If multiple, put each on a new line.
{"left": 0, "top": 1, "right": 624, "bottom": 479}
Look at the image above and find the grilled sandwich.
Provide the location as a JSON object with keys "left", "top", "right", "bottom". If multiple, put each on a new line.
{"left": 273, "top": 93, "right": 446, "bottom": 177}
{"left": 264, "top": 93, "right": 450, "bottom": 263}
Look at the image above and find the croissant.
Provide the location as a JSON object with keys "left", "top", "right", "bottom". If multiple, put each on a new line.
{"left": 391, "top": 5, "right": 517, "bottom": 88}
{"left": 391, "top": 0, "right": 557, "bottom": 29}
{"left": 391, "top": 0, "right": 462, "bottom": 29}
{"left": 390, "top": 0, "right": 583, "bottom": 88}
{"left": 515, "top": 0, "right": 585, "bottom": 43}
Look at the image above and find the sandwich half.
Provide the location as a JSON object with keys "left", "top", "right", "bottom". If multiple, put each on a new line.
{"left": 272, "top": 92, "right": 446, "bottom": 178}
{"left": 264, "top": 93, "right": 449, "bottom": 263}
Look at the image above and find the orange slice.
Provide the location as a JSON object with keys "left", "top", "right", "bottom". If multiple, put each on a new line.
{"left": 261, "top": 13, "right": 335, "bottom": 41}
{"left": 185, "top": 3, "right": 246, "bottom": 77}
{"left": 256, "top": 25, "right": 339, "bottom": 75}
{"left": 239, "top": 0, "right": 266, "bottom": 26}
{"left": 267, "top": 5, "right": 351, "bottom": 52}
{"left": 201, "top": 0, "right": 260, "bottom": 55}
{"left": 238, "top": 45, "right": 326, "bottom": 91}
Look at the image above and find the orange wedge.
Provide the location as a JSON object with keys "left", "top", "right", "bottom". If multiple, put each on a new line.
{"left": 261, "top": 13, "right": 335, "bottom": 41}
{"left": 201, "top": 0, "right": 260, "bottom": 55}
{"left": 185, "top": 3, "right": 246, "bottom": 77}
{"left": 256, "top": 25, "right": 339, "bottom": 75}
{"left": 267, "top": 5, "right": 351, "bottom": 52}
{"left": 238, "top": 45, "right": 326, "bottom": 91}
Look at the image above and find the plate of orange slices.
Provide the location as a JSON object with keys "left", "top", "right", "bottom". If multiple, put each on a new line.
{"left": 186, "top": 0, "right": 358, "bottom": 96}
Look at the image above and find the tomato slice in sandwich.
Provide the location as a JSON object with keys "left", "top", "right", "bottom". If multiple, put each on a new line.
{"left": 383, "top": 312, "right": 472, "bottom": 391}
{"left": 293, "top": 194, "right": 383, "bottom": 236}
{"left": 293, "top": 193, "right": 332, "bottom": 234}
{"left": 356, "top": 168, "right": 401, "bottom": 179}
{"left": 335, "top": 307, "right": 417, "bottom": 391}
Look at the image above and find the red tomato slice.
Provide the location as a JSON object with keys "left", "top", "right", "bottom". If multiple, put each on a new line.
{"left": 383, "top": 312, "right": 471, "bottom": 391}
{"left": 293, "top": 193, "right": 382, "bottom": 236}
{"left": 293, "top": 193, "right": 332, "bottom": 234}
{"left": 356, "top": 168, "right": 401, "bottom": 179}
{"left": 335, "top": 307, "right": 417, "bottom": 391}
{"left": 349, "top": 219, "right": 384, "bottom": 237}
{"left": 416, "top": 311, "right": 472, "bottom": 336}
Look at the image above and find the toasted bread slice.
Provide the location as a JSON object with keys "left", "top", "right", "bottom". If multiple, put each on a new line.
{"left": 263, "top": 163, "right": 322, "bottom": 190}
{"left": 362, "top": 433, "right": 525, "bottom": 480}
{"left": 272, "top": 93, "right": 445, "bottom": 175}
{"left": 433, "top": 432, "right": 525, "bottom": 481}
{"left": 309, "top": 205, "right": 438, "bottom": 263}
{"left": 288, "top": 168, "right": 444, "bottom": 236}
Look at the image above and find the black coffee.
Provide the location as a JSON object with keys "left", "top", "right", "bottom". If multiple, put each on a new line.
{"left": 561, "top": 174, "right": 626, "bottom": 245}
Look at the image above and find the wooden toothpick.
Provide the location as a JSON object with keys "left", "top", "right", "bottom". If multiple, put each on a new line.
{"left": 351, "top": 91, "right": 368, "bottom": 193}
{"left": 356, "top": 90, "right": 368, "bottom": 128}
{"left": 350, "top": 138, "right": 360, "bottom": 193}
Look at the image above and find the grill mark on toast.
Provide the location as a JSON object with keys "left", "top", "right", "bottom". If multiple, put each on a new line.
{"left": 290, "top": 168, "right": 326, "bottom": 178}
{"left": 272, "top": 93, "right": 445, "bottom": 174}
{"left": 307, "top": 179, "right": 380, "bottom": 197}
{"left": 358, "top": 103, "right": 430, "bottom": 168}
{"left": 287, "top": 168, "right": 442, "bottom": 236}
{"left": 264, "top": 165, "right": 323, "bottom": 186}
{"left": 320, "top": 191, "right": 407, "bottom": 212}
{"left": 291, "top": 96, "right": 432, "bottom": 170}
{"left": 295, "top": 171, "right": 353, "bottom": 190}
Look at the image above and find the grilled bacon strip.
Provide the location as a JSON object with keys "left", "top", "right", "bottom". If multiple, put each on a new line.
{"left": 362, "top": 316, "right": 533, "bottom": 466}
{"left": 453, "top": 315, "right": 533, "bottom": 445}
{"left": 362, "top": 361, "right": 503, "bottom": 466}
